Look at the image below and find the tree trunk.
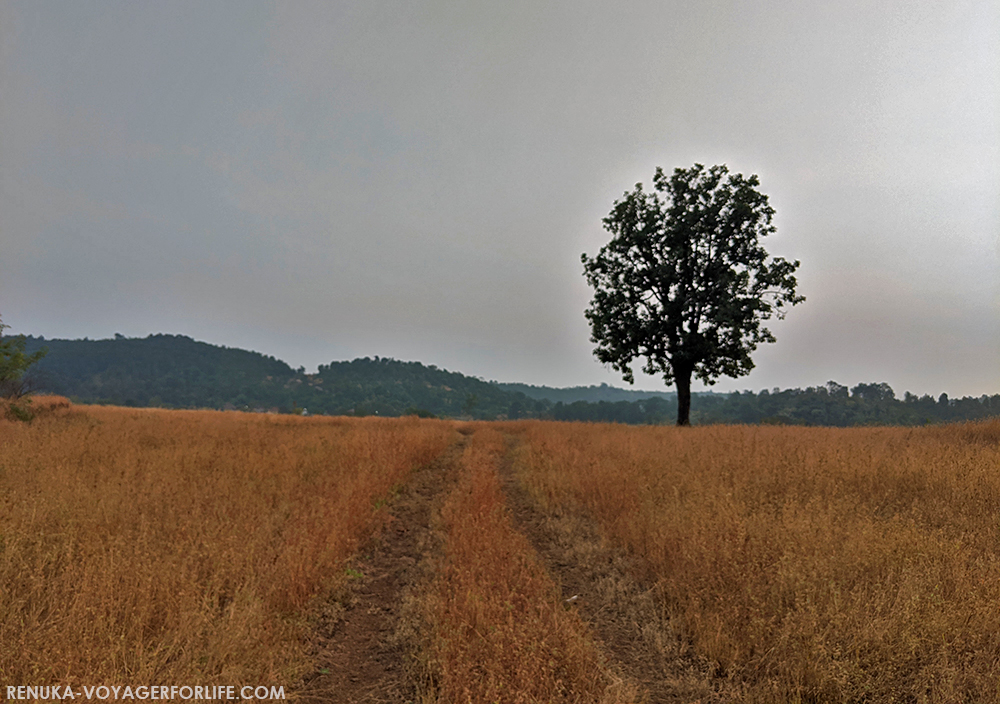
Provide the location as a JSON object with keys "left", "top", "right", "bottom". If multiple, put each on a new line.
{"left": 675, "top": 367, "right": 692, "bottom": 426}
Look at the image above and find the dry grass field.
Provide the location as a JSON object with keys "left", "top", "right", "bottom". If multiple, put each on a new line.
{"left": 0, "top": 399, "right": 452, "bottom": 686}
{"left": 6, "top": 399, "right": 1000, "bottom": 702}
{"left": 512, "top": 419, "right": 1000, "bottom": 703}
{"left": 420, "top": 427, "right": 633, "bottom": 703}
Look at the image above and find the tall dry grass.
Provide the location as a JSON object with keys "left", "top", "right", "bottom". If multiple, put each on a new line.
{"left": 513, "top": 420, "right": 1000, "bottom": 703}
{"left": 423, "top": 427, "right": 633, "bottom": 703}
{"left": 0, "top": 403, "right": 453, "bottom": 685}
{"left": 0, "top": 394, "right": 70, "bottom": 422}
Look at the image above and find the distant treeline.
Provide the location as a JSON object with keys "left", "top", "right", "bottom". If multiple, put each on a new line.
{"left": 644, "top": 382, "right": 1000, "bottom": 427}
{"left": 497, "top": 381, "right": 677, "bottom": 404}
{"left": 21, "top": 335, "right": 1000, "bottom": 426}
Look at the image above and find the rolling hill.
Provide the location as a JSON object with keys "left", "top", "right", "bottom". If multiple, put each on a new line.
{"left": 18, "top": 334, "right": 1000, "bottom": 426}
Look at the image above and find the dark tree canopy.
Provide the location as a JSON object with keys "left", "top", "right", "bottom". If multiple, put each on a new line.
{"left": 0, "top": 314, "right": 48, "bottom": 399}
{"left": 582, "top": 163, "right": 804, "bottom": 425}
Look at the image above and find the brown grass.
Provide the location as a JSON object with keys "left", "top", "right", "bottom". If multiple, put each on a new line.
{"left": 17, "top": 394, "right": 72, "bottom": 413}
{"left": 512, "top": 420, "right": 1000, "bottom": 703}
{"left": 0, "top": 393, "right": 71, "bottom": 421}
{"left": 0, "top": 403, "right": 453, "bottom": 686}
{"left": 422, "top": 427, "right": 635, "bottom": 703}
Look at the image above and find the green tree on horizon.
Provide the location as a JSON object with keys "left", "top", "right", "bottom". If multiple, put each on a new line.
{"left": 582, "top": 164, "right": 804, "bottom": 425}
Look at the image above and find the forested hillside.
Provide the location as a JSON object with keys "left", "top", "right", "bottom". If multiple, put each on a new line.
{"left": 21, "top": 335, "right": 534, "bottom": 419}
{"left": 20, "top": 335, "right": 1000, "bottom": 425}
{"left": 314, "top": 357, "right": 544, "bottom": 419}
{"left": 23, "top": 334, "right": 297, "bottom": 410}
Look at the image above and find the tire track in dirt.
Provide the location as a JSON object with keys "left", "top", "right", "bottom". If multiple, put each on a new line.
{"left": 296, "top": 433, "right": 468, "bottom": 704}
{"left": 496, "top": 434, "right": 727, "bottom": 704}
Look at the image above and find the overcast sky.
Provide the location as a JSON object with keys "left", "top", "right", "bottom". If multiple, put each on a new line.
{"left": 2, "top": 0, "right": 997, "bottom": 397}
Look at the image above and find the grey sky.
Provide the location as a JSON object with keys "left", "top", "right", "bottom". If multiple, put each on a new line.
{"left": 2, "top": 0, "right": 997, "bottom": 397}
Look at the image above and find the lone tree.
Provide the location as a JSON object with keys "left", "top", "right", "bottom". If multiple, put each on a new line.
{"left": 0, "top": 314, "right": 47, "bottom": 399}
{"left": 582, "top": 163, "right": 804, "bottom": 426}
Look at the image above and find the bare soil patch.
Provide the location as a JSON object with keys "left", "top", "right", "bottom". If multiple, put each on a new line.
{"left": 296, "top": 435, "right": 466, "bottom": 704}
{"left": 497, "top": 435, "right": 728, "bottom": 703}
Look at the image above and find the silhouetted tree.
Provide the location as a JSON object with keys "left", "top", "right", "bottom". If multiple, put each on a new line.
{"left": 582, "top": 164, "right": 804, "bottom": 425}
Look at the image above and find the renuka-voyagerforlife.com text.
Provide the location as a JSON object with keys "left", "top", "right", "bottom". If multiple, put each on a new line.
{"left": 5, "top": 686, "right": 286, "bottom": 701}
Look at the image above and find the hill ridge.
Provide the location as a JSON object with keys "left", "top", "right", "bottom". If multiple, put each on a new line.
{"left": 18, "top": 334, "right": 1000, "bottom": 426}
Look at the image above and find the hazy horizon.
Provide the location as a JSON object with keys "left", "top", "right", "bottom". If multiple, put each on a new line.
{"left": 12, "top": 329, "right": 994, "bottom": 400}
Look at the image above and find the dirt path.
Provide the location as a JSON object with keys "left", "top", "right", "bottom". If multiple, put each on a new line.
{"left": 296, "top": 434, "right": 466, "bottom": 704}
{"left": 295, "top": 429, "right": 725, "bottom": 702}
{"left": 496, "top": 435, "right": 726, "bottom": 703}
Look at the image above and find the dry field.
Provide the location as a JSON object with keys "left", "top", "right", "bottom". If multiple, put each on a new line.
{"left": 0, "top": 399, "right": 452, "bottom": 686}
{"left": 419, "top": 427, "right": 634, "bottom": 704}
{"left": 512, "top": 419, "right": 1000, "bottom": 703}
{"left": 5, "top": 399, "right": 1000, "bottom": 703}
